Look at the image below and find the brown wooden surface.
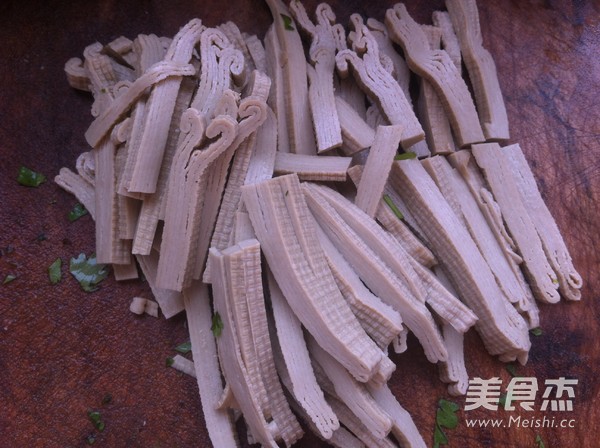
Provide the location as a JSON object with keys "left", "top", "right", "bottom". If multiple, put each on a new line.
{"left": 0, "top": 1, "right": 598, "bottom": 447}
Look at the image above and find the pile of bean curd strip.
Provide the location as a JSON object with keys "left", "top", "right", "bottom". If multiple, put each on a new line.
{"left": 56, "top": 0, "right": 582, "bottom": 446}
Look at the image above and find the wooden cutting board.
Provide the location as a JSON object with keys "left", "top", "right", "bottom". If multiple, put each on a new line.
{"left": 0, "top": 1, "right": 597, "bottom": 447}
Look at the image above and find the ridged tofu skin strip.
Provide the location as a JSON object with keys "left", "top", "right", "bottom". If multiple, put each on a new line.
{"left": 303, "top": 183, "right": 448, "bottom": 364}
{"left": 308, "top": 183, "right": 476, "bottom": 333}
{"left": 472, "top": 143, "right": 561, "bottom": 304}
{"left": 390, "top": 159, "right": 531, "bottom": 362}
{"left": 316, "top": 225, "right": 404, "bottom": 349}
{"left": 502, "top": 143, "right": 582, "bottom": 301}
{"left": 446, "top": 0, "right": 510, "bottom": 141}
{"left": 308, "top": 336, "right": 392, "bottom": 440}
{"left": 241, "top": 174, "right": 382, "bottom": 382}
{"left": 268, "top": 269, "right": 340, "bottom": 440}
{"left": 336, "top": 15, "right": 424, "bottom": 148}
{"left": 223, "top": 241, "right": 303, "bottom": 446}
{"left": 209, "top": 248, "right": 280, "bottom": 448}
{"left": 265, "top": 0, "right": 317, "bottom": 155}
{"left": 183, "top": 282, "right": 238, "bottom": 448}
{"left": 385, "top": 4, "right": 484, "bottom": 147}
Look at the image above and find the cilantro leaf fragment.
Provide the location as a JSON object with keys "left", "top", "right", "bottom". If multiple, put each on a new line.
{"left": 175, "top": 341, "right": 192, "bottom": 354}
{"left": 535, "top": 434, "right": 545, "bottom": 448}
{"left": 17, "top": 166, "right": 46, "bottom": 187}
{"left": 383, "top": 194, "right": 404, "bottom": 221}
{"left": 433, "top": 424, "right": 448, "bottom": 448}
{"left": 530, "top": 327, "right": 543, "bottom": 336}
{"left": 87, "top": 410, "right": 105, "bottom": 432}
{"left": 505, "top": 363, "right": 518, "bottom": 377}
{"left": 68, "top": 203, "right": 89, "bottom": 222}
{"left": 499, "top": 392, "right": 507, "bottom": 408}
{"left": 86, "top": 434, "right": 96, "bottom": 445}
{"left": 433, "top": 399, "right": 459, "bottom": 447}
{"left": 166, "top": 357, "right": 175, "bottom": 367}
{"left": 3, "top": 274, "right": 16, "bottom": 284}
{"left": 211, "top": 312, "right": 224, "bottom": 337}
{"left": 69, "top": 253, "right": 109, "bottom": 292}
{"left": 48, "top": 258, "right": 62, "bottom": 284}
{"left": 281, "top": 13, "right": 295, "bottom": 31}
{"left": 394, "top": 151, "right": 417, "bottom": 161}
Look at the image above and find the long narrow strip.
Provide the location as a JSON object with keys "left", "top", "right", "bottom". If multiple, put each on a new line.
{"left": 265, "top": 0, "right": 317, "bottom": 154}
{"left": 303, "top": 183, "right": 448, "bottom": 363}
{"left": 183, "top": 281, "right": 240, "bottom": 448}
{"left": 354, "top": 124, "right": 403, "bottom": 217}
{"left": 472, "top": 143, "right": 561, "bottom": 304}
{"left": 366, "top": 384, "right": 427, "bottom": 448}
{"left": 385, "top": 4, "right": 484, "bottom": 147}
{"left": 308, "top": 336, "right": 392, "bottom": 440}
{"left": 502, "top": 143, "right": 582, "bottom": 301}
{"left": 241, "top": 174, "right": 383, "bottom": 381}
{"left": 210, "top": 249, "right": 280, "bottom": 448}
{"left": 224, "top": 241, "right": 303, "bottom": 445}
{"left": 390, "top": 159, "right": 531, "bottom": 362}
{"left": 316, "top": 226, "right": 404, "bottom": 349}
{"left": 136, "top": 250, "right": 184, "bottom": 318}
{"left": 268, "top": 269, "right": 340, "bottom": 440}
{"left": 274, "top": 152, "right": 351, "bottom": 182}
{"left": 336, "top": 14, "right": 423, "bottom": 148}
{"left": 290, "top": 2, "right": 342, "bottom": 152}
{"left": 335, "top": 96, "right": 375, "bottom": 155}
{"left": 446, "top": 0, "right": 510, "bottom": 141}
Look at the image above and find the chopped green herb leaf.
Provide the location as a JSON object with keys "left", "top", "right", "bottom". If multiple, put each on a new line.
{"left": 437, "top": 399, "right": 459, "bottom": 429}
{"left": 101, "top": 393, "right": 112, "bottom": 405}
{"left": 87, "top": 410, "right": 105, "bottom": 432}
{"left": 552, "top": 278, "right": 559, "bottom": 285}
{"left": 69, "top": 253, "right": 109, "bottom": 292}
{"left": 394, "top": 151, "right": 417, "bottom": 161}
{"left": 48, "top": 258, "right": 62, "bottom": 284}
{"left": 505, "top": 363, "right": 518, "bottom": 377}
{"left": 211, "top": 312, "right": 224, "bottom": 337}
{"left": 175, "top": 341, "right": 192, "bottom": 354}
{"left": 383, "top": 194, "right": 404, "bottom": 221}
{"left": 434, "top": 399, "right": 459, "bottom": 447}
{"left": 433, "top": 423, "right": 448, "bottom": 448}
{"left": 17, "top": 166, "right": 46, "bottom": 187}
{"left": 166, "top": 357, "right": 175, "bottom": 367}
{"left": 281, "top": 13, "right": 295, "bottom": 31}
{"left": 536, "top": 434, "right": 545, "bottom": 448}
{"left": 530, "top": 327, "right": 543, "bottom": 336}
{"left": 498, "top": 392, "right": 507, "bottom": 408}
{"left": 86, "top": 434, "right": 96, "bottom": 445}
{"left": 3, "top": 274, "right": 16, "bottom": 284}
{"left": 68, "top": 203, "right": 89, "bottom": 222}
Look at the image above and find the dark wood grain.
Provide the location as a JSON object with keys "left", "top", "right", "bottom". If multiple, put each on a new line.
{"left": 0, "top": 1, "right": 598, "bottom": 447}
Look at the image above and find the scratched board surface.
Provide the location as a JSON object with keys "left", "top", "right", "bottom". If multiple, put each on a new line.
{"left": 0, "top": 0, "right": 598, "bottom": 447}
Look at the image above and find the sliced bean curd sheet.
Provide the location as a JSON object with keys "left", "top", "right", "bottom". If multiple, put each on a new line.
{"left": 56, "top": 4, "right": 581, "bottom": 447}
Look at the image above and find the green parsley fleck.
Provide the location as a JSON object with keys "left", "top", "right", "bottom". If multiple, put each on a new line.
{"left": 3, "top": 274, "right": 16, "bottom": 285}
{"left": 394, "top": 151, "right": 417, "bottom": 161}
{"left": 536, "top": 434, "right": 546, "bottom": 448}
{"left": 505, "top": 363, "right": 518, "bottom": 377}
{"left": 87, "top": 410, "right": 105, "bottom": 432}
{"left": 211, "top": 312, "right": 224, "bottom": 337}
{"left": 281, "top": 13, "right": 295, "bottom": 31}
{"left": 166, "top": 357, "right": 175, "bottom": 367}
{"left": 530, "top": 327, "right": 543, "bottom": 337}
{"left": 383, "top": 194, "right": 404, "bottom": 221}
{"left": 433, "top": 399, "right": 459, "bottom": 448}
{"left": 175, "top": 341, "right": 192, "bottom": 354}
{"left": 69, "top": 253, "right": 109, "bottom": 292}
{"left": 68, "top": 203, "right": 89, "bottom": 222}
{"left": 17, "top": 166, "right": 46, "bottom": 187}
{"left": 86, "top": 434, "right": 96, "bottom": 445}
{"left": 498, "top": 392, "right": 507, "bottom": 408}
{"left": 48, "top": 258, "right": 62, "bottom": 284}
